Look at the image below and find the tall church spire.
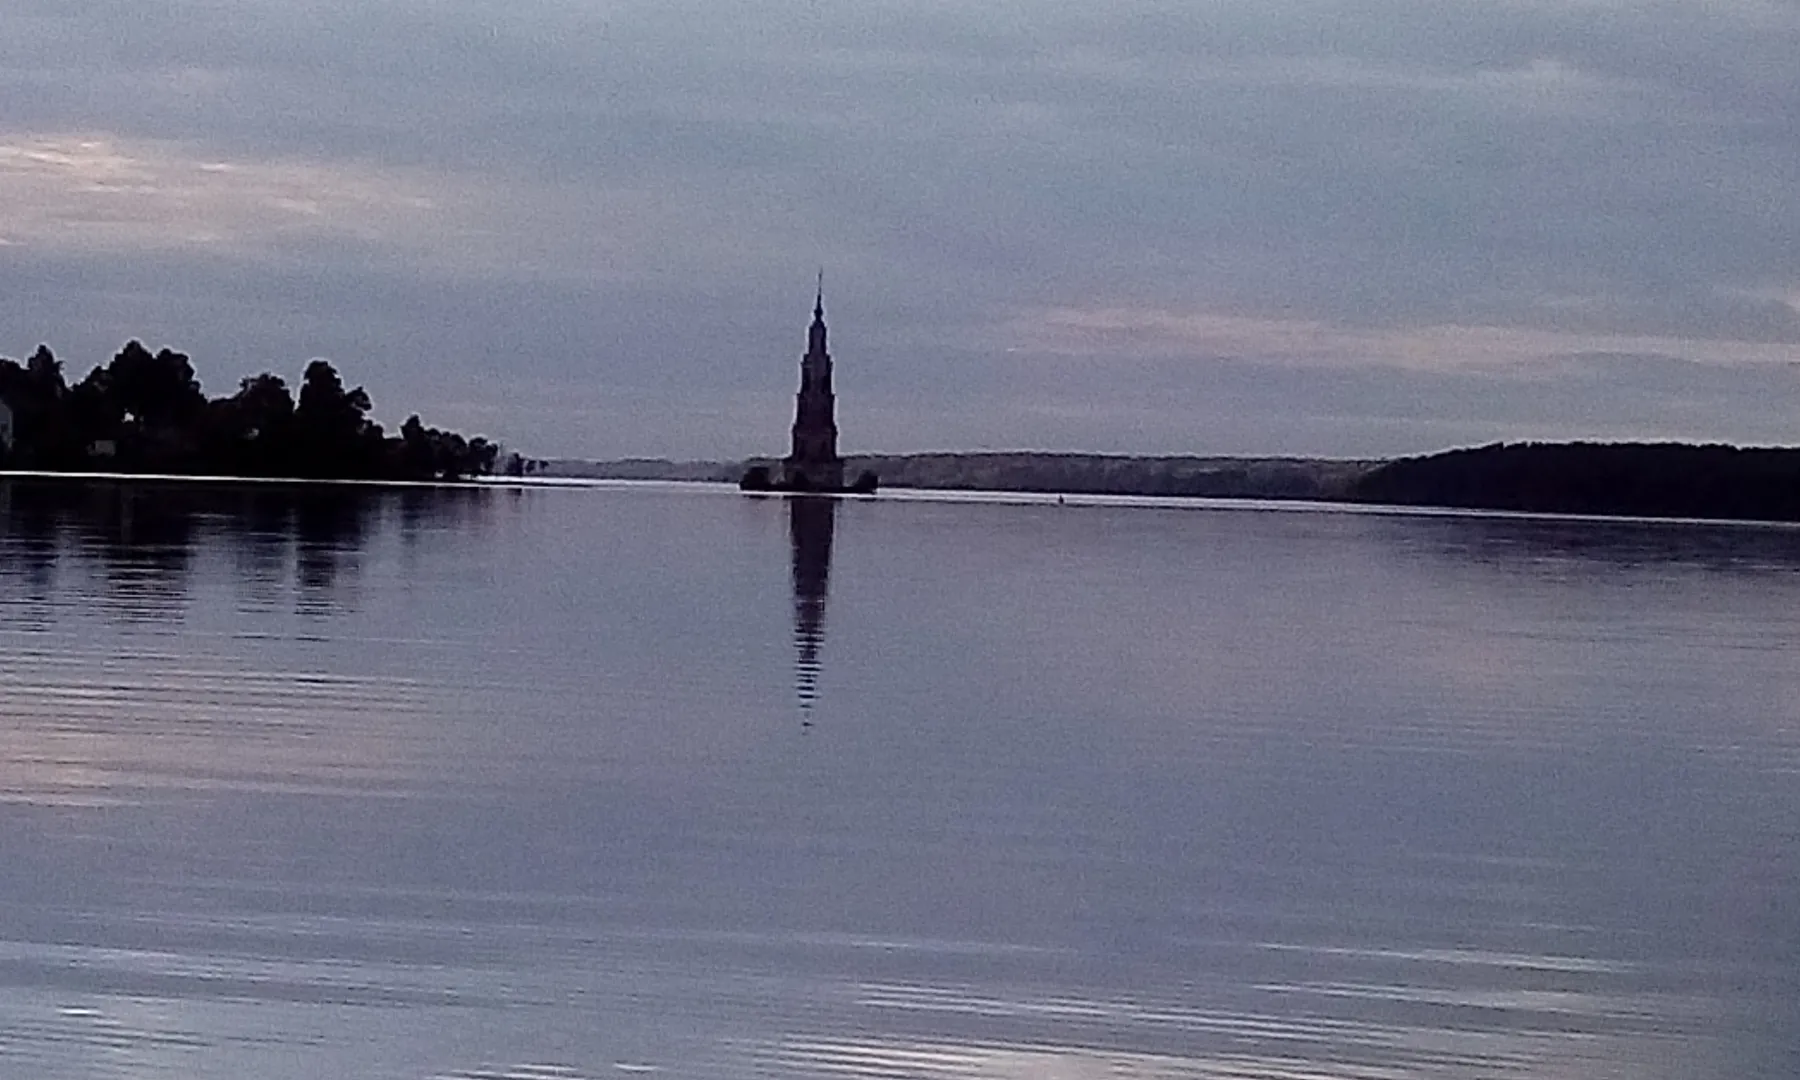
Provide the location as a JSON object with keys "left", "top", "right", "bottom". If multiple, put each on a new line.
{"left": 785, "top": 270, "right": 842, "bottom": 491}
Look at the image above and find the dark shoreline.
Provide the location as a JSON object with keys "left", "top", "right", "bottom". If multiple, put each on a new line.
{"left": 537, "top": 442, "right": 1800, "bottom": 526}
{"left": 1352, "top": 442, "right": 1800, "bottom": 524}
{"left": 542, "top": 452, "right": 1377, "bottom": 501}
{"left": 18, "top": 441, "right": 1800, "bottom": 528}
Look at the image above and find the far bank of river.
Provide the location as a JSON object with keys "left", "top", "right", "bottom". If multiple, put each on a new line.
{"left": 539, "top": 452, "right": 1373, "bottom": 500}
{"left": 541, "top": 442, "right": 1800, "bottom": 525}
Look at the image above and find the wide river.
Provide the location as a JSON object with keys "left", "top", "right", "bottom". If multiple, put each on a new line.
{"left": 0, "top": 477, "right": 1795, "bottom": 1078}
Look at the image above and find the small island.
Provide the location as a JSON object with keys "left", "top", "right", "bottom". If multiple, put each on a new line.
{"left": 0, "top": 341, "right": 500, "bottom": 481}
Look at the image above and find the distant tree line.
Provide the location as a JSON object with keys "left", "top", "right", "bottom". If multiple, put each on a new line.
{"left": 0, "top": 341, "right": 499, "bottom": 480}
{"left": 1351, "top": 442, "right": 1800, "bottom": 523}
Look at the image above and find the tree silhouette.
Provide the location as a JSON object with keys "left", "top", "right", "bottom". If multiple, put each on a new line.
{"left": 109, "top": 341, "right": 205, "bottom": 429}
{"left": 202, "top": 374, "right": 299, "bottom": 475}
{"left": 27, "top": 345, "right": 64, "bottom": 399}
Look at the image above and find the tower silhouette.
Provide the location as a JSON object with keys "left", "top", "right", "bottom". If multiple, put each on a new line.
{"left": 782, "top": 274, "right": 844, "bottom": 491}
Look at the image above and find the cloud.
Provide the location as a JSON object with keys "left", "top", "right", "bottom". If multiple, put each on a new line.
{"left": 1000, "top": 305, "right": 1800, "bottom": 370}
{"left": 0, "top": 133, "right": 445, "bottom": 257}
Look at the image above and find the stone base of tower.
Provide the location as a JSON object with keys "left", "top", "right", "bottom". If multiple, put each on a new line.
{"left": 781, "top": 457, "right": 844, "bottom": 492}
{"left": 740, "top": 459, "right": 877, "bottom": 494}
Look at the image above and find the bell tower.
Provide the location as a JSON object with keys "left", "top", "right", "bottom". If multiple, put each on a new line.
{"left": 783, "top": 272, "right": 844, "bottom": 490}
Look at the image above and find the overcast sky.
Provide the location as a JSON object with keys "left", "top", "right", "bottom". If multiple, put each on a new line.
{"left": 1, "top": 0, "right": 1796, "bottom": 459}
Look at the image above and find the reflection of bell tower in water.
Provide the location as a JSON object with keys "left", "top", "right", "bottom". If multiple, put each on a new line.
{"left": 788, "top": 496, "right": 835, "bottom": 711}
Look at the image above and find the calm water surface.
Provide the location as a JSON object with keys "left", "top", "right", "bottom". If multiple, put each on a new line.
{"left": 0, "top": 478, "right": 1796, "bottom": 1078}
